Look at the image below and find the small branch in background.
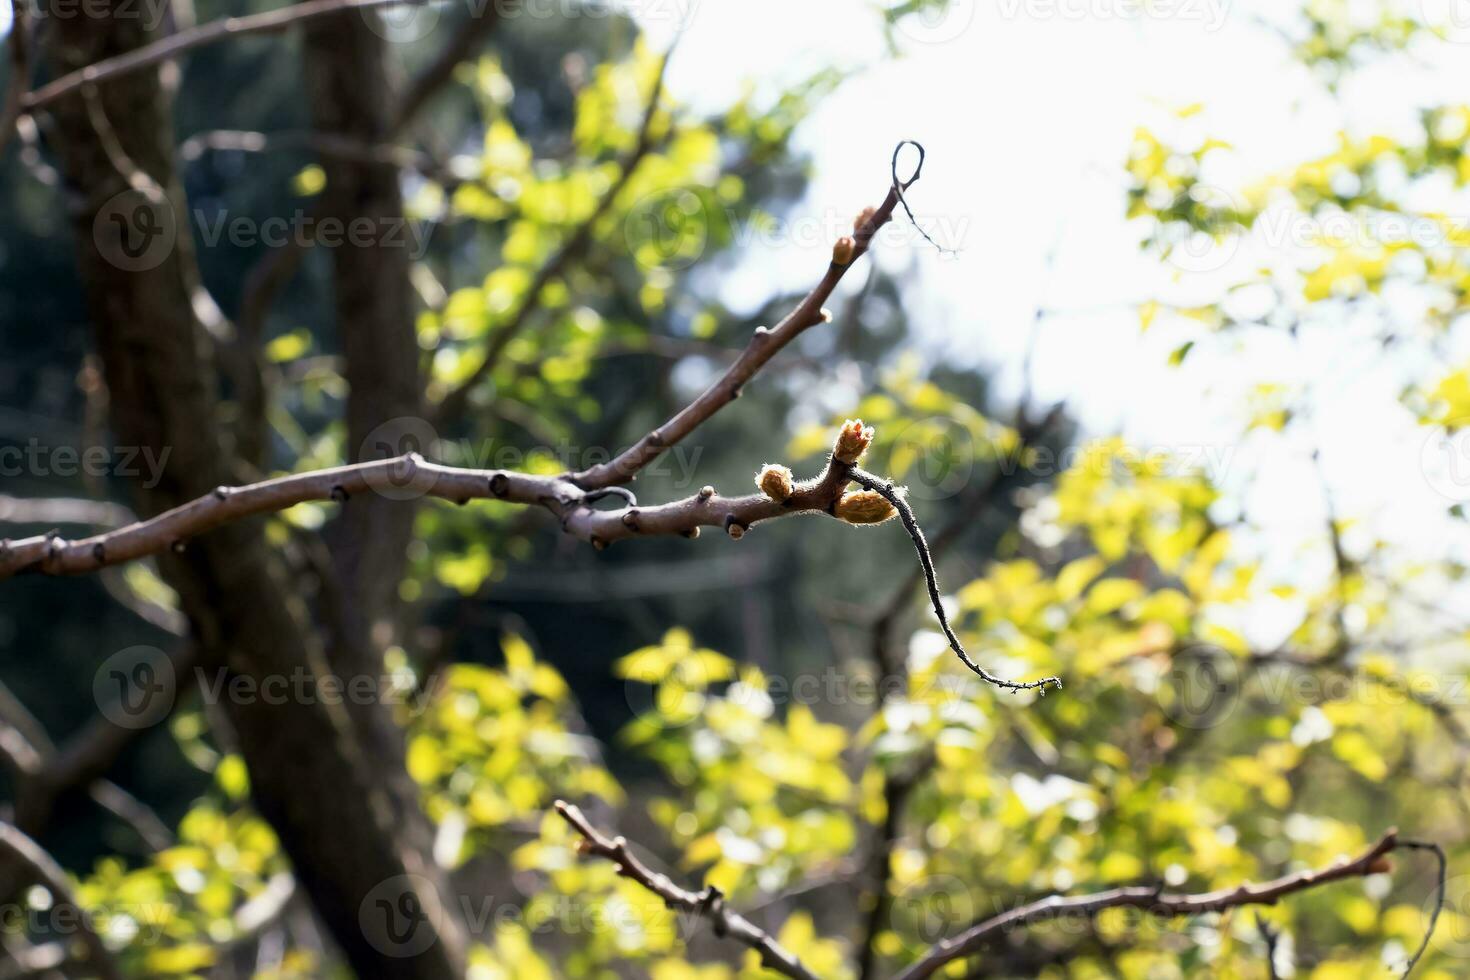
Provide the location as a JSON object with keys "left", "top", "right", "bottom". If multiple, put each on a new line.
{"left": 848, "top": 468, "right": 1062, "bottom": 694}
{"left": 393, "top": 8, "right": 503, "bottom": 132}
{"left": 894, "top": 829, "right": 1433, "bottom": 980}
{"left": 1398, "top": 839, "right": 1447, "bottom": 978}
{"left": 856, "top": 749, "right": 934, "bottom": 980}
{"left": 1254, "top": 912, "right": 1282, "bottom": 980}
{"left": 19, "top": 0, "right": 437, "bottom": 113}
{"left": 179, "top": 129, "right": 451, "bottom": 181}
{"left": 0, "top": 0, "right": 32, "bottom": 157}
{"left": 433, "top": 47, "right": 673, "bottom": 428}
{"left": 554, "top": 801, "right": 820, "bottom": 980}
{"left": 0, "top": 822, "right": 123, "bottom": 980}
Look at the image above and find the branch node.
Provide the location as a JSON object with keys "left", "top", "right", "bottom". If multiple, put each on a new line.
{"left": 92, "top": 542, "right": 105, "bottom": 564}
{"left": 330, "top": 484, "right": 348, "bottom": 503}
{"left": 724, "top": 516, "right": 747, "bottom": 539}
{"left": 698, "top": 485, "right": 715, "bottom": 501}
{"left": 621, "top": 509, "right": 641, "bottom": 530}
{"left": 682, "top": 526, "right": 701, "bottom": 539}
{"left": 591, "top": 535, "right": 608, "bottom": 551}
{"left": 170, "top": 539, "right": 186, "bottom": 554}
{"left": 489, "top": 472, "right": 510, "bottom": 497}
{"left": 212, "top": 485, "right": 231, "bottom": 501}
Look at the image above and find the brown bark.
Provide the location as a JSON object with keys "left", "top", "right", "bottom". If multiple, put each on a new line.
{"left": 296, "top": 21, "right": 470, "bottom": 974}
{"left": 39, "top": 11, "right": 461, "bottom": 978}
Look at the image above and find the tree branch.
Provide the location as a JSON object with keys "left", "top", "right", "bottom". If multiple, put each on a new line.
{"left": 392, "top": 8, "right": 502, "bottom": 131}
{"left": 893, "top": 829, "right": 1428, "bottom": 980}
{"left": 0, "top": 822, "right": 122, "bottom": 980}
{"left": 0, "top": 422, "right": 867, "bottom": 578}
{"left": 848, "top": 468, "right": 1061, "bottom": 694}
{"left": 554, "top": 800, "right": 820, "bottom": 980}
{"left": 17, "top": 0, "right": 428, "bottom": 113}
{"left": 574, "top": 144, "right": 926, "bottom": 491}
{"left": 0, "top": 0, "right": 31, "bottom": 157}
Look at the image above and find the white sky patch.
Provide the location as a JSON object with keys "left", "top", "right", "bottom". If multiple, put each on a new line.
{"left": 636, "top": 0, "right": 1470, "bottom": 635}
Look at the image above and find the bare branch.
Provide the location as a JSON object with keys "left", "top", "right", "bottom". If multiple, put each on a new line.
{"left": 180, "top": 129, "right": 449, "bottom": 180}
{"left": 0, "top": 0, "right": 31, "bottom": 157}
{"left": 432, "top": 48, "right": 672, "bottom": 427}
{"left": 554, "top": 801, "right": 820, "bottom": 980}
{"left": 18, "top": 0, "right": 428, "bottom": 113}
{"left": 1254, "top": 912, "right": 1282, "bottom": 980}
{"left": 0, "top": 822, "right": 122, "bottom": 980}
{"left": 393, "top": 10, "right": 502, "bottom": 131}
{"left": 0, "top": 418, "right": 881, "bottom": 577}
{"left": 894, "top": 830, "right": 1418, "bottom": 980}
{"left": 848, "top": 468, "right": 1062, "bottom": 694}
{"left": 1399, "top": 839, "right": 1447, "bottom": 978}
{"left": 574, "top": 146, "right": 925, "bottom": 490}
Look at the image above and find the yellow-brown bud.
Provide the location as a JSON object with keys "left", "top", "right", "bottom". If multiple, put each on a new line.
{"left": 834, "top": 490, "right": 897, "bottom": 525}
{"left": 757, "top": 463, "right": 794, "bottom": 502}
{"left": 832, "top": 236, "right": 856, "bottom": 266}
{"left": 853, "top": 206, "right": 876, "bottom": 232}
{"left": 832, "top": 418, "right": 874, "bottom": 465}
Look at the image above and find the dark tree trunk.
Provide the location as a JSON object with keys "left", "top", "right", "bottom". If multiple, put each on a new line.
{"left": 40, "top": 10, "right": 464, "bottom": 978}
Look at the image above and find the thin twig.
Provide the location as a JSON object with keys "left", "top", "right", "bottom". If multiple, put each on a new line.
{"left": 1398, "top": 839, "right": 1447, "bottom": 978}
{"left": 393, "top": 8, "right": 502, "bottom": 131}
{"left": 574, "top": 142, "right": 926, "bottom": 490}
{"left": 1254, "top": 911, "right": 1282, "bottom": 980}
{"left": 895, "top": 830, "right": 1407, "bottom": 980}
{"left": 0, "top": 0, "right": 31, "bottom": 157}
{"left": 554, "top": 801, "right": 819, "bottom": 980}
{"left": 20, "top": 0, "right": 433, "bottom": 112}
{"left": 0, "top": 822, "right": 123, "bottom": 980}
{"left": 889, "top": 139, "right": 956, "bottom": 256}
{"left": 848, "top": 467, "right": 1062, "bottom": 694}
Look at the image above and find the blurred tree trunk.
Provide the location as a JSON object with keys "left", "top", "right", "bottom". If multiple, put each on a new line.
{"left": 40, "top": 10, "right": 464, "bottom": 978}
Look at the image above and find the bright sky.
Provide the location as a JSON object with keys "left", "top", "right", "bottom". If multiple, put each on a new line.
{"left": 636, "top": 0, "right": 1470, "bottom": 644}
